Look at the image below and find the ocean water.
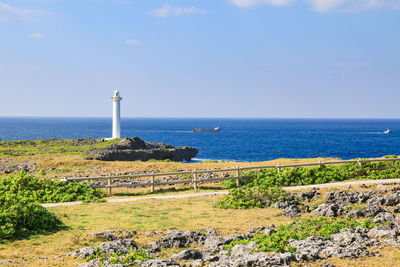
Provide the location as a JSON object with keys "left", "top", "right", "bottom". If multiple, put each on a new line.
{"left": 0, "top": 118, "right": 399, "bottom": 162}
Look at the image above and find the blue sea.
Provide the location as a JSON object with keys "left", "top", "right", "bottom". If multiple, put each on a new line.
{"left": 0, "top": 118, "right": 399, "bottom": 162}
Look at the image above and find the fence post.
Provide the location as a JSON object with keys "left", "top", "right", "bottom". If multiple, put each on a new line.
{"left": 276, "top": 164, "right": 281, "bottom": 173}
{"left": 319, "top": 161, "right": 324, "bottom": 168}
{"left": 107, "top": 177, "right": 112, "bottom": 195}
{"left": 193, "top": 170, "right": 198, "bottom": 190}
{"left": 236, "top": 167, "right": 240, "bottom": 187}
{"left": 151, "top": 173, "right": 155, "bottom": 193}
{"left": 358, "top": 159, "right": 363, "bottom": 167}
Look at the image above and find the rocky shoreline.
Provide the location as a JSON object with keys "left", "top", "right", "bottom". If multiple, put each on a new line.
{"left": 87, "top": 137, "right": 198, "bottom": 162}
{"left": 45, "top": 183, "right": 400, "bottom": 267}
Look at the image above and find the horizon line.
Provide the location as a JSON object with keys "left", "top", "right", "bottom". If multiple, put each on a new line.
{"left": 1, "top": 116, "right": 400, "bottom": 120}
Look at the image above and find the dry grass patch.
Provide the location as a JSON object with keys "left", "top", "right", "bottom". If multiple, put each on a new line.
{"left": 8, "top": 155, "right": 337, "bottom": 179}
{"left": 0, "top": 195, "right": 289, "bottom": 267}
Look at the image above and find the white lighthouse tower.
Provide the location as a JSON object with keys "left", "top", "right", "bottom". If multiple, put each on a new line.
{"left": 111, "top": 89, "right": 122, "bottom": 139}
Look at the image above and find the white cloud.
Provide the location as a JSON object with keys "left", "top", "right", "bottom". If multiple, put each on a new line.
{"left": 229, "top": 0, "right": 400, "bottom": 12}
{"left": 0, "top": 3, "right": 48, "bottom": 21}
{"left": 230, "top": 0, "right": 294, "bottom": 8}
{"left": 152, "top": 5, "right": 206, "bottom": 17}
{"left": 29, "top": 33, "right": 44, "bottom": 39}
{"left": 307, "top": 0, "right": 400, "bottom": 12}
{"left": 125, "top": 39, "right": 142, "bottom": 45}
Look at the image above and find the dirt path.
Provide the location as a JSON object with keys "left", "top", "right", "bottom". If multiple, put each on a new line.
{"left": 42, "top": 178, "right": 400, "bottom": 208}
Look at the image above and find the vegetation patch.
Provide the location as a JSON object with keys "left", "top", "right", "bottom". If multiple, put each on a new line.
{"left": 225, "top": 217, "right": 381, "bottom": 253}
{"left": 224, "top": 159, "right": 400, "bottom": 189}
{"left": 85, "top": 248, "right": 154, "bottom": 264}
{"left": 0, "top": 138, "right": 119, "bottom": 157}
{"left": 0, "top": 194, "right": 63, "bottom": 240}
{"left": 217, "top": 185, "right": 296, "bottom": 209}
{"left": 0, "top": 171, "right": 105, "bottom": 203}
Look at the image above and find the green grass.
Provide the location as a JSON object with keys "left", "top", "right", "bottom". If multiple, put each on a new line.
{"left": 217, "top": 186, "right": 296, "bottom": 209}
{"left": 0, "top": 171, "right": 105, "bottom": 204}
{"left": 0, "top": 138, "right": 119, "bottom": 157}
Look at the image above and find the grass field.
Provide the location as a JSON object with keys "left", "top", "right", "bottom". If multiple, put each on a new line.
{"left": 0, "top": 139, "right": 119, "bottom": 158}
{"left": 2, "top": 186, "right": 400, "bottom": 267}
{"left": 0, "top": 154, "right": 338, "bottom": 178}
{"left": 2, "top": 140, "right": 399, "bottom": 266}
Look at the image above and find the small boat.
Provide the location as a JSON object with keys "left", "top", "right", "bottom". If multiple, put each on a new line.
{"left": 192, "top": 127, "right": 221, "bottom": 133}
{"left": 384, "top": 129, "right": 392, "bottom": 134}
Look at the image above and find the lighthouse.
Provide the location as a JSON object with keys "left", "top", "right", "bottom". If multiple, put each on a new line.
{"left": 111, "top": 89, "right": 122, "bottom": 139}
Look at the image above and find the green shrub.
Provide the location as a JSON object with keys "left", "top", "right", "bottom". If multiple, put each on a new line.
{"left": 217, "top": 186, "right": 295, "bottom": 209}
{"left": 0, "top": 194, "right": 63, "bottom": 239}
{"left": 0, "top": 171, "right": 105, "bottom": 203}
{"left": 223, "top": 160, "right": 400, "bottom": 189}
{"left": 85, "top": 248, "right": 153, "bottom": 264}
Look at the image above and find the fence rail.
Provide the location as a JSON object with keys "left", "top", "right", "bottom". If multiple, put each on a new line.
{"left": 65, "top": 157, "right": 400, "bottom": 195}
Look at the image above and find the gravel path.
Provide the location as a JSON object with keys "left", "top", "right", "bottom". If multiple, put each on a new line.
{"left": 42, "top": 191, "right": 228, "bottom": 208}
{"left": 42, "top": 178, "right": 400, "bottom": 208}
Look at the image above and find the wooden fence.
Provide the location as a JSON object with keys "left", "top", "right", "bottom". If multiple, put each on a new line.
{"left": 65, "top": 157, "right": 400, "bottom": 195}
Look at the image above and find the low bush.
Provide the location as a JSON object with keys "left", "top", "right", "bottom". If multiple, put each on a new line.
{"left": 224, "top": 160, "right": 400, "bottom": 189}
{"left": 0, "top": 194, "right": 63, "bottom": 239}
{"left": 217, "top": 185, "right": 296, "bottom": 209}
{"left": 85, "top": 248, "right": 153, "bottom": 264}
{"left": 225, "top": 217, "right": 380, "bottom": 253}
{"left": 0, "top": 171, "right": 105, "bottom": 203}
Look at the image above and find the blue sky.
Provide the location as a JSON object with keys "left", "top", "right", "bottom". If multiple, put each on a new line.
{"left": 1, "top": 0, "right": 399, "bottom": 118}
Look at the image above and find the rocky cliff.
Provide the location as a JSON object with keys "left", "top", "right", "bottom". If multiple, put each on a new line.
{"left": 86, "top": 137, "right": 198, "bottom": 162}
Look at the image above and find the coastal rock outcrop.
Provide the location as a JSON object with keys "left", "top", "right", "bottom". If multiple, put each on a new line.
{"left": 86, "top": 137, "right": 198, "bottom": 162}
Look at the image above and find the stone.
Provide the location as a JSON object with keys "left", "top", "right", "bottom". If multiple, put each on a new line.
{"left": 171, "top": 249, "right": 204, "bottom": 261}
{"left": 189, "top": 259, "right": 204, "bottom": 267}
{"left": 71, "top": 247, "right": 96, "bottom": 259}
{"left": 311, "top": 203, "right": 343, "bottom": 217}
{"left": 299, "top": 188, "right": 320, "bottom": 202}
{"left": 271, "top": 200, "right": 299, "bottom": 209}
{"left": 88, "top": 230, "right": 134, "bottom": 240}
{"left": 363, "top": 204, "right": 385, "bottom": 218}
{"left": 76, "top": 261, "right": 100, "bottom": 267}
{"left": 248, "top": 225, "right": 266, "bottom": 234}
{"left": 208, "top": 252, "right": 293, "bottom": 267}
{"left": 346, "top": 208, "right": 364, "bottom": 218}
{"left": 326, "top": 191, "right": 358, "bottom": 206}
{"left": 149, "top": 230, "right": 207, "bottom": 249}
{"left": 373, "top": 212, "right": 396, "bottom": 224}
{"left": 289, "top": 234, "right": 375, "bottom": 261}
{"left": 203, "top": 234, "right": 252, "bottom": 252}
{"left": 283, "top": 205, "right": 301, "bottom": 217}
{"left": 146, "top": 231, "right": 162, "bottom": 236}
{"left": 140, "top": 259, "right": 180, "bottom": 266}
{"left": 263, "top": 228, "right": 277, "bottom": 236}
{"left": 383, "top": 193, "right": 400, "bottom": 206}
{"left": 70, "top": 239, "right": 137, "bottom": 259}
{"left": 98, "top": 239, "right": 138, "bottom": 254}
{"left": 230, "top": 242, "right": 257, "bottom": 256}
{"left": 203, "top": 236, "right": 229, "bottom": 251}
{"left": 368, "top": 226, "right": 397, "bottom": 239}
